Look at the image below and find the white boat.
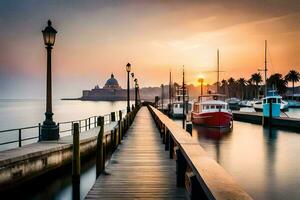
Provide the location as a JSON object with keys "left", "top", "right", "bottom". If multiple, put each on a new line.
{"left": 253, "top": 100, "right": 263, "bottom": 111}
{"left": 239, "top": 100, "right": 253, "bottom": 107}
{"left": 254, "top": 95, "right": 288, "bottom": 112}
{"left": 226, "top": 98, "right": 240, "bottom": 110}
{"left": 284, "top": 94, "right": 300, "bottom": 108}
{"left": 170, "top": 87, "right": 192, "bottom": 118}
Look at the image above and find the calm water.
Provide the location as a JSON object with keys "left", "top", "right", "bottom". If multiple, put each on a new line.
{"left": 0, "top": 99, "right": 134, "bottom": 130}
{"left": 0, "top": 99, "right": 133, "bottom": 150}
{"left": 191, "top": 124, "right": 300, "bottom": 200}
{"left": 175, "top": 108, "right": 300, "bottom": 200}
{"left": 1, "top": 99, "right": 300, "bottom": 200}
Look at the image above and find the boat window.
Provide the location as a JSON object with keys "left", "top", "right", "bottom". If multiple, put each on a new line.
{"left": 263, "top": 99, "right": 266, "bottom": 104}
{"left": 211, "top": 105, "right": 215, "bottom": 109}
{"left": 267, "top": 98, "right": 277, "bottom": 103}
{"left": 216, "top": 105, "right": 222, "bottom": 109}
{"left": 180, "top": 104, "right": 183, "bottom": 108}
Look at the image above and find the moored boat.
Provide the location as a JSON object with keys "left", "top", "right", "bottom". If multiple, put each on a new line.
{"left": 226, "top": 98, "right": 240, "bottom": 110}
{"left": 191, "top": 94, "right": 233, "bottom": 128}
{"left": 170, "top": 87, "right": 192, "bottom": 118}
{"left": 254, "top": 91, "right": 289, "bottom": 112}
{"left": 238, "top": 100, "right": 254, "bottom": 108}
{"left": 284, "top": 94, "right": 300, "bottom": 108}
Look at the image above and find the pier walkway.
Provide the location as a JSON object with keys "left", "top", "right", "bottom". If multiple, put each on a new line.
{"left": 85, "top": 107, "right": 187, "bottom": 199}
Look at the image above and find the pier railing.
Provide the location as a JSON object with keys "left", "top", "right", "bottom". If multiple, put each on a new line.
{"left": 148, "top": 105, "right": 253, "bottom": 200}
{"left": 0, "top": 109, "right": 126, "bottom": 150}
{"left": 93, "top": 105, "right": 141, "bottom": 178}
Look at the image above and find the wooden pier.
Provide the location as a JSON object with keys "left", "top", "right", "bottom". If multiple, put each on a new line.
{"left": 86, "top": 106, "right": 253, "bottom": 200}
{"left": 86, "top": 107, "right": 186, "bottom": 199}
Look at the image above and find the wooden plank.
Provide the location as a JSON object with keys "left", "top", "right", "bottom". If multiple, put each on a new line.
{"left": 85, "top": 107, "right": 186, "bottom": 199}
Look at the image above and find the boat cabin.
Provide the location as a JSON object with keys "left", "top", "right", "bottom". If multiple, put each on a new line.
{"left": 262, "top": 96, "right": 281, "bottom": 117}
{"left": 193, "top": 100, "right": 228, "bottom": 113}
{"left": 263, "top": 96, "right": 282, "bottom": 105}
{"left": 284, "top": 94, "right": 300, "bottom": 107}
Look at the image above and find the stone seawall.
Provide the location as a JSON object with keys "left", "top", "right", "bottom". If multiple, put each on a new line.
{"left": 0, "top": 125, "right": 115, "bottom": 191}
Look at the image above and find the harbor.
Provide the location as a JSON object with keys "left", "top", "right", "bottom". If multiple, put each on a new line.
{"left": 0, "top": 99, "right": 299, "bottom": 199}
{"left": 1, "top": 1, "right": 300, "bottom": 200}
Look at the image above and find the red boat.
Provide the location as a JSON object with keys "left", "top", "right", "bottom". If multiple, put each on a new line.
{"left": 191, "top": 95, "right": 233, "bottom": 128}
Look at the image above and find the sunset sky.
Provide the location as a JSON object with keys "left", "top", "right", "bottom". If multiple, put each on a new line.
{"left": 0, "top": 0, "right": 299, "bottom": 98}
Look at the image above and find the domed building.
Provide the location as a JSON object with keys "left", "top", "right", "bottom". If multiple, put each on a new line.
{"left": 81, "top": 73, "right": 134, "bottom": 101}
{"left": 103, "top": 74, "right": 122, "bottom": 89}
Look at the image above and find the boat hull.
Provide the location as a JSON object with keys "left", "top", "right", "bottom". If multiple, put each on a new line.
{"left": 191, "top": 111, "right": 232, "bottom": 128}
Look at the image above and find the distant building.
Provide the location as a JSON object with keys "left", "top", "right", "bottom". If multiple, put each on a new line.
{"left": 81, "top": 74, "right": 134, "bottom": 101}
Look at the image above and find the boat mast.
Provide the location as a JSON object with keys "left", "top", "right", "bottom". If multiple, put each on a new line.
{"left": 169, "top": 69, "right": 172, "bottom": 106}
{"left": 182, "top": 65, "right": 185, "bottom": 129}
{"left": 217, "top": 49, "right": 220, "bottom": 94}
{"left": 264, "top": 40, "right": 268, "bottom": 97}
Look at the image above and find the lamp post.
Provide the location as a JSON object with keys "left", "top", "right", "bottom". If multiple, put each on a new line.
{"left": 136, "top": 83, "right": 140, "bottom": 105}
{"left": 198, "top": 78, "right": 204, "bottom": 96}
{"left": 126, "top": 63, "right": 131, "bottom": 113}
{"left": 182, "top": 66, "right": 185, "bottom": 129}
{"left": 41, "top": 20, "right": 59, "bottom": 140}
{"left": 161, "top": 84, "right": 164, "bottom": 110}
{"left": 134, "top": 78, "right": 138, "bottom": 106}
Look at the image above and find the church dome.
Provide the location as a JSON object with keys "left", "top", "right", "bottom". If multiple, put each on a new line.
{"left": 104, "top": 74, "right": 122, "bottom": 89}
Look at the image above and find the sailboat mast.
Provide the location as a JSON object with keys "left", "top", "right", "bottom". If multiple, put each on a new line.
{"left": 169, "top": 70, "right": 172, "bottom": 107}
{"left": 217, "top": 49, "right": 220, "bottom": 93}
{"left": 182, "top": 65, "right": 185, "bottom": 129}
{"left": 264, "top": 40, "right": 268, "bottom": 96}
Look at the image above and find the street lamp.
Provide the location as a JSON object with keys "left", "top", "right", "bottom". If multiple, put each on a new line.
{"left": 161, "top": 84, "right": 164, "bottom": 110}
{"left": 126, "top": 63, "right": 131, "bottom": 113}
{"left": 41, "top": 20, "right": 59, "bottom": 140}
{"left": 134, "top": 78, "right": 138, "bottom": 106}
{"left": 136, "top": 83, "right": 140, "bottom": 105}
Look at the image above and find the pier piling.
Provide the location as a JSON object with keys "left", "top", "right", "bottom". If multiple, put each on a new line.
{"left": 72, "top": 122, "right": 80, "bottom": 200}
{"left": 176, "top": 148, "right": 187, "bottom": 187}
{"left": 96, "top": 116, "right": 104, "bottom": 177}
{"left": 118, "top": 110, "right": 123, "bottom": 144}
{"left": 111, "top": 112, "right": 116, "bottom": 122}
{"left": 72, "top": 123, "right": 80, "bottom": 180}
{"left": 186, "top": 122, "right": 193, "bottom": 135}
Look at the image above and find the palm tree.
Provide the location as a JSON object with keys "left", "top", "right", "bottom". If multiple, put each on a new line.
{"left": 221, "top": 79, "right": 228, "bottom": 96}
{"left": 237, "top": 78, "right": 246, "bottom": 100}
{"left": 250, "top": 73, "right": 262, "bottom": 98}
{"left": 227, "top": 77, "right": 235, "bottom": 97}
{"left": 267, "top": 73, "right": 288, "bottom": 95}
{"left": 285, "top": 70, "right": 300, "bottom": 97}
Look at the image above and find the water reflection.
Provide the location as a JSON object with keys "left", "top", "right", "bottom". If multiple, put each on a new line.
{"left": 263, "top": 127, "right": 278, "bottom": 200}
{"left": 72, "top": 178, "right": 80, "bottom": 200}
{"left": 193, "top": 125, "right": 232, "bottom": 163}
{"left": 186, "top": 120, "right": 300, "bottom": 200}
